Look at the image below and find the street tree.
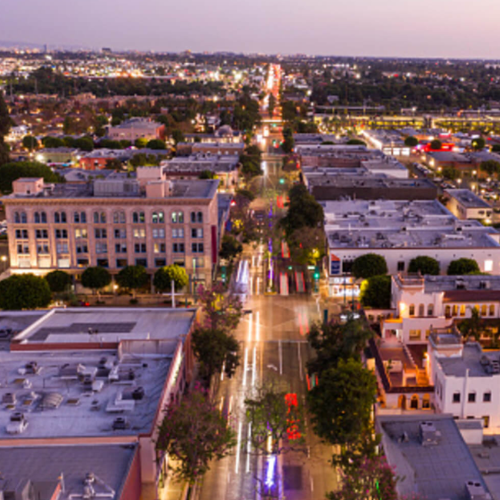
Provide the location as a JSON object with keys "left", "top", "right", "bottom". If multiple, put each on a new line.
{"left": 134, "top": 137, "right": 148, "bottom": 148}
{"left": 447, "top": 258, "right": 480, "bottom": 275}
{"left": 280, "top": 184, "right": 324, "bottom": 238}
{"left": 307, "top": 358, "right": 376, "bottom": 446}
{"left": 146, "top": 139, "right": 166, "bottom": 150}
{"left": 281, "top": 127, "right": 295, "bottom": 154}
{"left": 22, "top": 135, "right": 39, "bottom": 151}
{"left": 42, "top": 136, "right": 65, "bottom": 148}
{"left": 472, "top": 137, "right": 486, "bottom": 151}
{"left": 359, "top": 275, "right": 392, "bottom": 309}
{"left": 45, "top": 270, "right": 72, "bottom": 294}
{"left": 408, "top": 256, "right": 440, "bottom": 275}
{"left": 219, "top": 234, "right": 243, "bottom": 263}
{"left": 192, "top": 327, "right": 240, "bottom": 382}
{"left": 287, "top": 226, "right": 325, "bottom": 265}
{"left": 404, "top": 136, "right": 419, "bottom": 148}
{"left": 156, "top": 388, "right": 236, "bottom": 485}
{"left": 268, "top": 93, "right": 276, "bottom": 118}
{"left": 81, "top": 266, "right": 112, "bottom": 296}
{"left": 199, "top": 170, "right": 215, "bottom": 179}
{"left": 0, "top": 274, "right": 51, "bottom": 310}
{"left": 307, "top": 318, "right": 373, "bottom": 377}
{"left": 172, "top": 129, "right": 185, "bottom": 145}
{"left": 153, "top": 265, "right": 188, "bottom": 292}
{"left": 245, "top": 383, "right": 305, "bottom": 456}
{"left": 351, "top": 253, "right": 388, "bottom": 279}
{"left": 105, "top": 158, "right": 122, "bottom": 170}
{"left": 346, "top": 139, "right": 366, "bottom": 146}
{"left": 442, "top": 166, "right": 460, "bottom": 180}
{"left": 197, "top": 283, "right": 243, "bottom": 333}
{"left": 115, "top": 265, "right": 149, "bottom": 298}
{"left": 430, "top": 139, "right": 442, "bottom": 150}
{"left": 480, "top": 160, "right": 500, "bottom": 177}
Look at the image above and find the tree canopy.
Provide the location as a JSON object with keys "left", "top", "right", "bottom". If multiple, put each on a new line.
{"left": 447, "top": 258, "right": 480, "bottom": 275}
{"left": 471, "top": 137, "right": 486, "bottom": 151}
{"left": 0, "top": 162, "right": 63, "bottom": 193}
{"left": 351, "top": 253, "right": 388, "bottom": 279}
{"left": 81, "top": 266, "right": 111, "bottom": 294}
{"left": 219, "top": 234, "right": 243, "bottom": 262}
{"left": 359, "top": 275, "right": 392, "bottom": 309}
{"left": 0, "top": 274, "right": 51, "bottom": 310}
{"left": 429, "top": 139, "right": 443, "bottom": 150}
{"left": 115, "top": 265, "right": 149, "bottom": 297}
{"left": 45, "top": 270, "right": 72, "bottom": 293}
{"left": 480, "top": 160, "right": 500, "bottom": 177}
{"left": 197, "top": 283, "right": 243, "bottom": 333}
{"left": 153, "top": 265, "right": 188, "bottom": 292}
{"left": 408, "top": 256, "right": 440, "bottom": 275}
{"left": 22, "top": 135, "right": 39, "bottom": 151}
{"left": 404, "top": 136, "right": 419, "bottom": 147}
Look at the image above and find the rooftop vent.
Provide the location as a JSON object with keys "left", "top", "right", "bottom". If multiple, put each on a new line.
{"left": 419, "top": 421, "right": 441, "bottom": 446}
{"left": 112, "top": 417, "right": 128, "bottom": 431}
{"left": 6, "top": 412, "right": 28, "bottom": 434}
{"left": 465, "top": 480, "right": 491, "bottom": 500}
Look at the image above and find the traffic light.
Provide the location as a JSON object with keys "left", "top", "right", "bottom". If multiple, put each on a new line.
{"left": 313, "top": 267, "right": 320, "bottom": 280}
{"left": 279, "top": 178, "right": 285, "bottom": 185}
{"left": 221, "top": 266, "right": 227, "bottom": 283}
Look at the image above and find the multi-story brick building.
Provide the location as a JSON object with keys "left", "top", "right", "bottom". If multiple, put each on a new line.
{"left": 3, "top": 175, "right": 221, "bottom": 290}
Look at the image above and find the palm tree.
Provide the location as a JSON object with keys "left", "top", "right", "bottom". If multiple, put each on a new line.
{"left": 458, "top": 307, "right": 483, "bottom": 342}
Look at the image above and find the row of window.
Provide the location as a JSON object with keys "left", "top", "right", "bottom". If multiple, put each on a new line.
{"left": 407, "top": 303, "right": 496, "bottom": 318}
{"left": 15, "top": 210, "right": 204, "bottom": 225}
{"left": 452, "top": 391, "right": 491, "bottom": 403}
{"left": 74, "top": 257, "right": 204, "bottom": 270}
{"left": 16, "top": 228, "right": 204, "bottom": 241}
{"left": 33, "top": 242, "right": 204, "bottom": 255}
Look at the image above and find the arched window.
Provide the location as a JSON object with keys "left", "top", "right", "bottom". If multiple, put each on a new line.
{"left": 81, "top": 212, "right": 86, "bottom": 223}
{"left": 113, "top": 211, "right": 125, "bottom": 224}
{"left": 427, "top": 304, "right": 434, "bottom": 316}
{"left": 74, "top": 212, "right": 87, "bottom": 224}
{"left": 410, "top": 395, "right": 419, "bottom": 409}
{"left": 74, "top": 212, "right": 80, "bottom": 224}
{"left": 34, "top": 212, "right": 40, "bottom": 224}
{"left": 41, "top": 211, "right": 47, "bottom": 223}
{"left": 20, "top": 212, "right": 27, "bottom": 224}
{"left": 152, "top": 212, "right": 159, "bottom": 224}
{"left": 151, "top": 211, "right": 164, "bottom": 224}
{"left": 418, "top": 304, "right": 425, "bottom": 317}
{"left": 490, "top": 304, "right": 495, "bottom": 316}
{"left": 155, "top": 211, "right": 164, "bottom": 223}
{"left": 481, "top": 304, "right": 487, "bottom": 316}
{"left": 452, "top": 305, "right": 458, "bottom": 316}
{"left": 14, "top": 212, "right": 20, "bottom": 224}
{"left": 54, "top": 212, "right": 60, "bottom": 224}
{"left": 197, "top": 211, "right": 203, "bottom": 223}
{"left": 409, "top": 304, "right": 415, "bottom": 317}
{"left": 100, "top": 212, "right": 106, "bottom": 224}
{"left": 190, "top": 211, "right": 196, "bottom": 223}
{"left": 133, "top": 212, "right": 145, "bottom": 224}
{"left": 445, "top": 305, "right": 451, "bottom": 318}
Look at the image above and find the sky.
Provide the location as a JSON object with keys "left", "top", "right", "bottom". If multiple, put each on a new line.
{"left": 2, "top": 0, "right": 500, "bottom": 59}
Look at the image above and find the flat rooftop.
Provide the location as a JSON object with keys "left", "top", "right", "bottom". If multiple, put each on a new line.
{"left": 0, "top": 349, "right": 172, "bottom": 439}
{"left": 379, "top": 414, "right": 490, "bottom": 500}
{"left": 15, "top": 307, "right": 196, "bottom": 345}
{"left": 437, "top": 343, "right": 500, "bottom": 378}
{"left": 469, "top": 437, "right": 500, "bottom": 500}
{"left": 424, "top": 274, "right": 500, "bottom": 294}
{"left": 0, "top": 444, "right": 136, "bottom": 500}
{"left": 446, "top": 189, "right": 491, "bottom": 209}
{"left": 160, "top": 154, "right": 240, "bottom": 173}
{"left": 323, "top": 199, "right": 500, "bottom": 249}
{"left": 304, "top": 172, "right": 431, "bottom": 189}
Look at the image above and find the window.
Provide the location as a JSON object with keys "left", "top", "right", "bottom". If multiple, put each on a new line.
{"left": 55, "top": 229, "right": 68, "bottom": 239}
{"left": 452, "top": 305, "right": 458, "bottom": 316}
{"left": 460, "top": 305, "right": 466, "bottom": 317}
{"left": 190, "top": 211, "right": 204, "bottom": 223}
{"left": 97, "top": 258, "right": 109, "bottom": 268}
{"left": 485, "top": 260, "right": 493, "bottom": 272}
{"left": 154, "top": 243, "right": 166, "bottom": 253}
{"left": 490, "top": 305, "right": 495, "bottom": 317}
{"left": 76, "top": 243, "right": 88, "bottom": 254}
{"left": 155, "top": 258, "right": 166, "bottom": 267}
{"left": 133, "top": 228, "right": 146, "bottom": 238}
{"left": 152, "top": 228, "right": 165, "bottom": 239}
{"left": 36, "top": 229, "right": 48, "bottom": 239}
{"left": 135, "top": 258, "right": 147, "bottom": 267}
{"left": 397, "top": 261, "right": 405, "bottom": 272}
{"left": 427, "top": 304, "right": 434, "bottom": 316}
{"left": 37, "top": 244, "right": 49, "bottom": 254}
{"left": 468, "top": 392, "right": 476, "bottom": 403}
{"left": 152, "top": 211, "right": 164, "bottom": 224}
{"left": 134, "top": 243, "right": 147, "bottom": 253}
{"left": 115, "top": 243, "right": 127, "bottom": 254}
{"left": 409, "top": 330, "right": 421, "bottom": 341}
{"left": 96, "top": 242, "right": 108, "bottom": 254}
{"left": 445, "top": 305, "right": 451, "bottom": 318}
{"left": 75, "top": 228, "right": 87, "bottom": 239}
{"left": 17, "top": 243, "right": 29, "bottom": 254}
{"left": 113, "top": 211, "right": 126, "bottom": 224}
{"left": 34, "top": 211, "right": 47, "bottom": 223}
{"left": 197, "top": 211, "right": 203, "bottom": 223}
{"left": 192, "top": 243, "right": 204, "bottom": 253}
{"left": 191, "top": 211, "right": 196, "bottom": 223}
{"left": 133, "top": 211, "right": 145, "bottom": 223}
{"left": 15, "top": 229, "right": 28, "bottom": 239}
{"left": 173, "top": 243, "right": 185, "bottom": 253}
{"left": 481, "top": 304, "right": 487, "bottom": 316}
{"left": 74, "top": 212, "right": 87, "bottom": 224}
{"left": 94, "top": 211, "right": 106, "bottom": 224}
{"left": 56, "top": 242, "right": 69, "bottom": 254}
{"left": 94, "top": 228, "right": 107, "bottom": 239}
{"left": 77, "top": 258, "right": 89, "bottom": 267}
{"left": 14, "top": 212, "right": 20, "bottom": 224}
{"left": 483, "top": 416, "right": 490, "bottom": 429}
{"left": 173, "top": 228, "right": 184, "bottom": 238}
{"left": 484, "top": 392, "right": 492, "bottom": 403}
{"left": 116, "top": 259, "right": 128, "bottom": 268}
{"left": 409, "top": 304, "right": 415, "bottom": 317}
{"left": 54, "top": 211, "right": 66, "bottom": 223}
{"left": 114, "top": 228, "right": 126, "bottom": 239}
{"left": 191, "top": 228, "right": 203, "bottom": 238}
{"left": 418, "top": 304, "right": 425, "bottom": 317}
{"left": 172, "top": 211, "right": 184, "bottom": 224}
{"left": 453, "top": 392, "right": 461, "bottom": 403}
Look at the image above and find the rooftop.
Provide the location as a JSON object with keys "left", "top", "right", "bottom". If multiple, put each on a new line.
{"left": 323, "top": 199, "right": 500, "bottom": 249}
{"left": 0, "top": 348, "right": 172, "bottom": 439}
{"left": 423, "top": 274, "right": 500, "bottom": 294}
{"left": 0, "top": 444, "right": 136, "bottom": 500}
{"left": 379, "top": 414, "right": 490, "bottom": 500}
{"left": 437, "top": 343, "right": 500, "bottom": 378}
{"left": 109, "top": 118, "right": 162, "bottom": 131}
{"left": 446, "top": 189, "right": 492, "bottom": 209}
{"left": 14, "top": 307, "right": 196, "bottom": 346}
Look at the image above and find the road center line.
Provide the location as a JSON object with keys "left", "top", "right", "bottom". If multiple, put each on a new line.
{"left": 255, "top": 311, "right": 260, "bottom": 342}
{"left": 242, "top": 348, "right": 249, "bottom": 387}
{"left": 298, "top": 343, "right": 304, "bottom": 381}
{"left": 235, "top": 421, "right": 243, "bottom": 473}
{"left": 247, "top": 313, "right": 253, "bottom": 343}
{"left": 252, "top": 347, "right": 257, "bottom": 387}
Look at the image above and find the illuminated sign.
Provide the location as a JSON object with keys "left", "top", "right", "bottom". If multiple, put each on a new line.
{"left": 330, "top": 254, "right": 341, "bottom": 275}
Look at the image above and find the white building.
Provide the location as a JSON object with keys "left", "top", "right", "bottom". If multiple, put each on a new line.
{"left": 383, "top": 274, "right": 500, "bottom": 345}
{"left": 428, "top": 330, "right": 500, "bottom": 433}
{"left": 323, "top": 199, "right": 500, "bottom": 296}
{"left": 445, "top": 189, "right": 492, "bottom": 222}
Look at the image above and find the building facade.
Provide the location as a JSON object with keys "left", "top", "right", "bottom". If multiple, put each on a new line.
{"left": 3, "top": 177, "right": 220, "bottom": 289}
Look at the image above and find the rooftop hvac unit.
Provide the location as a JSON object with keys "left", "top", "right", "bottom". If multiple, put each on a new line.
{"left": 464, "top": 480, "right": 491, "bottom": 500}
